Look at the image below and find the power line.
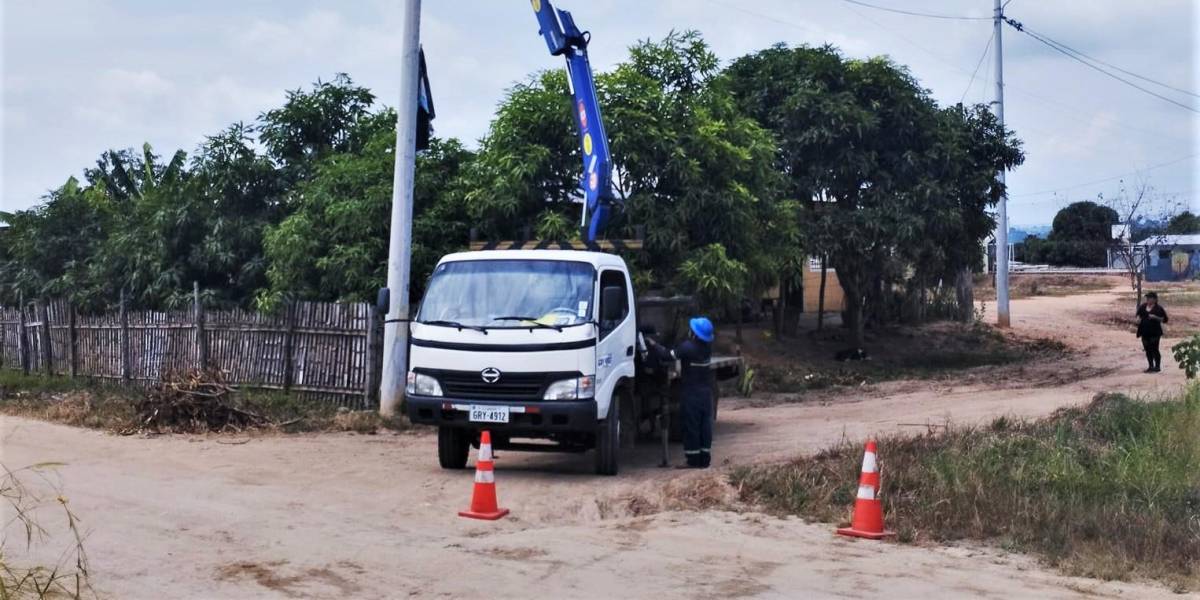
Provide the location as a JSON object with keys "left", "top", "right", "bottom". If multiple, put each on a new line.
{"left": 1004, "top": 17, "right": 1200, "bottom": 114}
{"left": 1019, "top": 25, "right": 1199, "bottom": 99}
{"left": 960, "top": 31, "right": 994, "bottom": 104}
{"left": 702, "top": 0, "right": 814, "bottom": 32}
{"left": 838, "top": 0, "right": 990, "bottom": 21}
{"left": 1009, "top": 153, "right": 1198, "bottom": 200}
{"left": 831, "top": 0, "right": 1189, "bottom": 146}
{"left": 703, "top": 0, "right": 1191, "bottom": 147}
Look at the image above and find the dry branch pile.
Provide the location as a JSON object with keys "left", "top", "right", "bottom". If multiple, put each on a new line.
{"left": 122, "top": 369, "right": 268, "bottom": 434}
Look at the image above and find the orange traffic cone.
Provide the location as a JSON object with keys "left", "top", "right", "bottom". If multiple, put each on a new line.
{"left": 836, "top": 439, "right": 895, "bottom": 540}
{"left": 459, "top": 431, "right": 510, "bottom": 520}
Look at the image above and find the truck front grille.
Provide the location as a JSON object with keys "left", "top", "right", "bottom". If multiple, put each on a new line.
{"left": 419, "top": 369, "right": 582, "bottom": 401}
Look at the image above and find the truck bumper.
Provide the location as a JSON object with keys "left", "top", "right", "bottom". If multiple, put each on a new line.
{"left": 406, "top": 396, "right": 598, "bottom": 435}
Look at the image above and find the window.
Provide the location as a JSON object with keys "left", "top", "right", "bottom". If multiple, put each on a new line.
{"left": 598, "top": 270, "right": 628, "bottom": 339}
{"left": 418, "top": 260, "right": 594, "bottom": 328}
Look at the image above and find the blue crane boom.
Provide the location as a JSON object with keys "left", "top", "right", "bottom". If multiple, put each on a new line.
{"left": 530, "top": 0, "right": 619, "bottom": 242}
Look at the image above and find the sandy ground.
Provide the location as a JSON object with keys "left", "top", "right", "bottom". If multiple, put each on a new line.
{"left": 2, "top": 285, "right": 1194, "bottom": 599}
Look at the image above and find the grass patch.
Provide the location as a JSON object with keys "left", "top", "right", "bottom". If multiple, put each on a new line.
{"left": 0, "top": 372, "right": 408, "bottom": 435}
{"left": 975, "top": 274, "right": 1119, "bottom": 300}
{"left": 243, "top": 390, "right": 410, "bottom": 434}
{"left": 749, "top": 322, "right": 1067, "bottom": 393}
{"left": 731, "top": 387, "right": 1200, "bottom": 591}
{"left": 0, "top": 373, "right": 138, "bottom": 430}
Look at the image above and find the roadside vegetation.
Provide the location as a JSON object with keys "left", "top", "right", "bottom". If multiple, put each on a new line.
{"left": 0, "top": 371, "right": 408, "bottom": 435}
{"left": 1, "top": 34, "right": 1022, "bottom": 354}
{"left": 974, "top": 274, "right": 1117, "bottom": 300}
{"left": 730, "top": 388, "right": 1200, "bottom": 592}
{"left": 736, "top": 320, "right": 1068, "bottom": 395}
{"left": 1, "top": 463, "right": 93, "bottom": 599}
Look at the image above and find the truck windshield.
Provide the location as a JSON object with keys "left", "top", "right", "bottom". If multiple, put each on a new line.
{"left": 418, "top": 260, "right": 595, "bottom": 328}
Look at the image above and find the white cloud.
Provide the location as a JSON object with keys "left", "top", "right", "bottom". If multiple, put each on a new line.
{"left": 2, "top": 0, "right": 1196, "bottom": 224}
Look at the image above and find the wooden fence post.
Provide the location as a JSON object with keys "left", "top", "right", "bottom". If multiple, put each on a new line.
{"left": 120, "top": 289, "right": 131, "bottom": 384}
{"left": 38, "top": 300, "right": 53, "bottom": 375}
{"left": 193, "top": 281, "right": 208, "bottom": 370}
{"left": 364, "top": 304, "right": 383, "bottom": 408}
{"left": 282, "top": 298, "right": 296, "bottom": 392}
{"left": 68, "top": 305, "right": 78, "bottom": 378}
{"left": 17, "top": 292, "right": 29, "bottom": 376}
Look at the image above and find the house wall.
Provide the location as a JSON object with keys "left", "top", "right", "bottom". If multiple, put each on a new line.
{"left": 802, "top": 266, "right": 845, "bottom": 313}
{"left": 1146, "top": 244, "right": 1200, "bottom": 282}
{"left": 761, "top": 261, "right": 847, "bottom": 314}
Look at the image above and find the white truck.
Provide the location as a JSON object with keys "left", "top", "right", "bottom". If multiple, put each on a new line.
{"left": 402, "top": 248, "right": 740, "bottom": 475}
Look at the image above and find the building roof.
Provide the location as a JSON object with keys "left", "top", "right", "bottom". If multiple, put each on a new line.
{"left": 1137, "top": 234, "right": 1200, "bottom": 247}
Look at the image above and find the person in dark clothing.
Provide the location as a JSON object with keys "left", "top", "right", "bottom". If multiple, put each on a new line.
{"left": 1136, "top": 292, "right": 1168, "bottom": 373}
{"left": 648, "top": 317, "right": 715, "bottom": 468}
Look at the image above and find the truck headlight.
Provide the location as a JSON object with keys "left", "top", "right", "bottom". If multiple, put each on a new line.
{"left": 543, "top": 375, "right": 595, "bottom": 400}
{"left": 406, "top": 371, "right": 443, "bottom": 397}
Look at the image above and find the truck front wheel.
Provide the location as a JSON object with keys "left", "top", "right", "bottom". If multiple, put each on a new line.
{"left": 594, "top": 400, "right": 620, "bottom": 476}
{"left": 438, "top": 427, "right": 471, "bottom": 470}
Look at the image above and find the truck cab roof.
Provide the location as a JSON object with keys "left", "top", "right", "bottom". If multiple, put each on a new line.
{"left": 439, "top": 249, "right": 628, "bottom": 271}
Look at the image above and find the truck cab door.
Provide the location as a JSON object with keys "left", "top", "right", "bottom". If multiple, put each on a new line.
{"left": 596, "top": 269, "right": 635, "bottom": 417}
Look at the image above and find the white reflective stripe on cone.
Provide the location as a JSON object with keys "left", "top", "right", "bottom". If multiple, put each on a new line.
{"left": 475, "top": 469, "right": 495, "bottom": 484}
{"left": 479, "top": 445, "right": 493, "bottom": 461}
{"left": 861, "top": 451, "right": 878, "bottom": 474}
{"left": 857, "top": 484, "right": 876, "bottom": 500}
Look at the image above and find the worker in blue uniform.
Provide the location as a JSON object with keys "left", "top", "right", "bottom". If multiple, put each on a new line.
{"left": 649, "top": 317, "right": 715, "bottom": 468}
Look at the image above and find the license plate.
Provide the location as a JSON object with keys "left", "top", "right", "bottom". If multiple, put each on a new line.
{"left": 468, "top": 405, "right": 510, "bottom": 423}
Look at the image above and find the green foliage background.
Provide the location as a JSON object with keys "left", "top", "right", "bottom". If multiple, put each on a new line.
{"left": 0, "top": 34, "right": 1021, "bottom": 343}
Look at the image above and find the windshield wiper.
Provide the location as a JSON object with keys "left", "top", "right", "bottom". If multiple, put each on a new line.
{"left": 420, "top": 320, "right": 489, "bottom": 334}
{"left": 492, "top": 316, "right": 563, "bottom": 332}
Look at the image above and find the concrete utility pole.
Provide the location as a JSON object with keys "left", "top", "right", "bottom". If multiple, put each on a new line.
{"left": 993, "top": 0, "right": 1011, "bottom": 328}
{"left": 380, "top": 0, "right": 422, "bottom": 417}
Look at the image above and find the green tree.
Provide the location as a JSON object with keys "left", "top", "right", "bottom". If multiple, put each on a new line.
{"left": 458, "top": 32, "right": 786, "bottom": 297}
{"left": 259, "top": 73, "right": 377, "bottom": 184}
{"left": 725, "top": 44, "right": 1023, "bottom": 344}
{"left": 1042, "top": 201, "right": 1119, "bottom": 266}
{"left": 0, "top": 177, "right": 115, "bottom": 306}
{"left": 262, "top": 132, "right": 473, "bottom": 306}
{"left": 1166, "top": 211, "right": 1200, "bottom": 235}
{"left": 678, "top": 243, "right": 748, "bottom": 339}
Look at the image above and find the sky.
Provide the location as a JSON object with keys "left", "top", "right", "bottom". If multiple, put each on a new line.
{"left": 2, "top": 0, "right": 1198, "bottom": 226}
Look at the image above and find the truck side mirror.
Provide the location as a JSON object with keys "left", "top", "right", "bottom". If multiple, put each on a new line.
{"left": 376, "top": 287, "right": 391, "bottom": 315}
{"left": 601, "top": 285, "right": 624, "bottom": 321}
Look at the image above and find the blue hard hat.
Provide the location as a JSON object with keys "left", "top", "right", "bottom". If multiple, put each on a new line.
{"left": 689, "top": 317, "right": 714, "bottom": 343}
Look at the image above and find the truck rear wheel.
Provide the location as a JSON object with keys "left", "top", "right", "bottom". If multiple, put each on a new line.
{"left": 438, "top": 427, "right": 471, "bottom": 470}
{"left": 594, "top": 400, "right": 620, "bottom": 476}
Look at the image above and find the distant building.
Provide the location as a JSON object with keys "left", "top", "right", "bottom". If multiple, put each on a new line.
{"left": 761, "top": 257, "right": 846, "bottom": 315}
{"left": 1109, "top": 234, "right": 1200, "bottom": 282}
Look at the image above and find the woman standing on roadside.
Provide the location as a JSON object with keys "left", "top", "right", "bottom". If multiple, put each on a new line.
{"left": 1136, "top": 292, "right": 1168, "bottom": 373}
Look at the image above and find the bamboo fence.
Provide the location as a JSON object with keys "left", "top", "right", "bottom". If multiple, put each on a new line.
{"left": 0, "top": 288, "right": 384, "bottom": 408}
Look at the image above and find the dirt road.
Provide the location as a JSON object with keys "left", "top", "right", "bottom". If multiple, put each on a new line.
{"left": 3, "top": 286, "right": 1192, "bottom": 599}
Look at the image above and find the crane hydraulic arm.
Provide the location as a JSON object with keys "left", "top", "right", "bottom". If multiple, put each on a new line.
{"left": 530, "top": 0, "right": 619, "bottom": 242}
